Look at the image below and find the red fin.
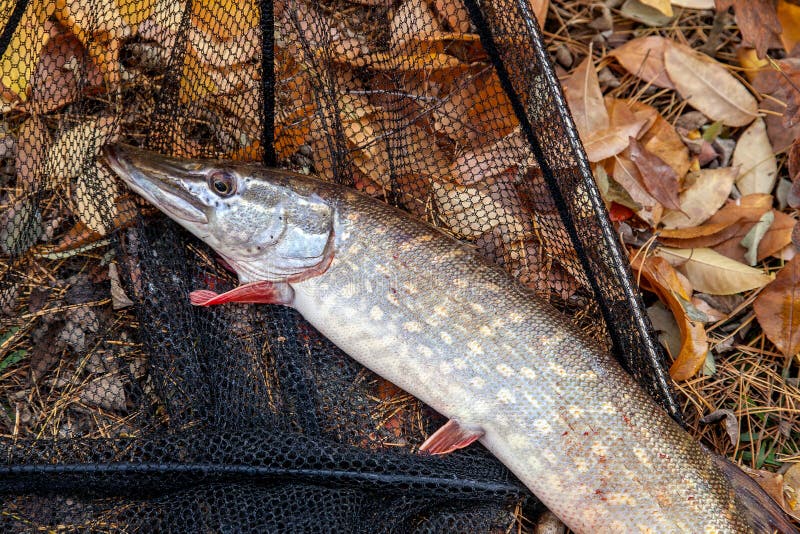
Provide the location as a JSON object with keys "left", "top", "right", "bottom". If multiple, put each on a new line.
{"left": 419, "top": 420, "right": 484, "bottom": 455}
{"left": 189, "top": 281, "right": 293, "bottom": 306}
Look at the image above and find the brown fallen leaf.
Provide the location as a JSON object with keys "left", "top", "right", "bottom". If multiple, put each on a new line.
{"left": 609, "top": 35, "right": 675, "bottom": 89}
{"left": 435, "top": 0, "right": 471, "bottom": 32}
{"left": 15, "top": 114, "right": 50, "bottom": 194}
{"left": 391, "top": 0, "right": 441, "bottom": 50}
{"left": 634, "top": 104, "right": 691, "bottom": 179}
{"left": 732, "top": 118, "right": 778, "bottom": 196}
{"left": 664, "top": 40, "right": 758, "bottom": 127}
{"left": 631, "top": 254, "right": 708, "bottom": 380}
{"left": 72, "top": 162, "right": 120, "bottom": 236}
{"left": 563, "top": 56, "right": 608, "bottom": 142}
{"left": 610, "top": 155, "right": 660, "bottom": 216}
{"left": 451, "top": 128, "right": 535, "bottom": 186}
{"left": 753, "top": 58, "right": 800, "bottom": 152}
{"left": 658, "top": 193, "right": 773, "bottom": 248}
{"left": 661, "top": 167, "right": 737, "bottom": 229}
{"left": 630, "top": 137, "right": 681, "bottom": 210}
{"left": 432, "top": 175, "right": 532, "bottom": 239}
{"left": 715, "top": 0, "right": 782, "bottom": 59}
{"left": 753, "top": 256, "right": 800, "bottom": 359}
{"left": 712, "top": 210, "right": 796, "bottom": 265}
{"left": 45, "top": 116, "right": 119, "bottom": 189}
{"left": 656, "top": 247, "right": 773, "bottom": 295}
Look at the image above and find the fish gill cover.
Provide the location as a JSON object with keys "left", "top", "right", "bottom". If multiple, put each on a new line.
{"left": 0, "top": 0, "right": 683, "bottom": 530}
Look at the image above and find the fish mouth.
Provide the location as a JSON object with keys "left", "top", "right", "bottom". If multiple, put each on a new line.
{"left": 103, "top": 144, "right": 209, "bottom": 225}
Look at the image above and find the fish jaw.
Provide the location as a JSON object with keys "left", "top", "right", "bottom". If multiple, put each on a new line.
{"left": 103, "top": 144, "right": 210, "bottom": 226}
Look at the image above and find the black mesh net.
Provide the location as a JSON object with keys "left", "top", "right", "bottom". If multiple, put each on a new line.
{"left": 0, "top": 0, "right": 678, "bottom": 530}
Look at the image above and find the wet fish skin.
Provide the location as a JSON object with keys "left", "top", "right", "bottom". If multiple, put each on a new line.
{"left": 103, "top": 144, "right": 758, "bottom": 533}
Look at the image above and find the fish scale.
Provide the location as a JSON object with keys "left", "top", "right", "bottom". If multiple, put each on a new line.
{"left": 291, "top": 188, "right": 749, "bottom": 533}
{"left": 103, "top": 144, "right": 786, "bottom": 533}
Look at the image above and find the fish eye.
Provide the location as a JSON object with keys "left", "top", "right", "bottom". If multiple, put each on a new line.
{"left": 209, "top": 171, "right": 236, "bottom": 197}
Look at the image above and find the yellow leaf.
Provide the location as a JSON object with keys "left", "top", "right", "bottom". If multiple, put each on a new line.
{"left": 777, "top": 0, "right": 800, "bottom": 54}
{"left": 192, "top": 0, "right": 259, "bottom": 39}
{"left": 639, "top": 0, "right": 673, "bottom": 16}
{"left": 737, "top": 47, "right": 769, "bottom": 82}
{"left": 0, "top": 1, "right": 55, "bottom": 101}
{"left": 117, "top": 0, "right": 156, "bottom": 27}
{"left": 656, "top": 247, "right": 773, "bottom": 295}
{"left": 664, "top": 40, "right": 758, "bottom": 127}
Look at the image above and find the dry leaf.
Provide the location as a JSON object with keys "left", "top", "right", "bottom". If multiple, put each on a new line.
{"left": 579, "top": 100, "right": 649, "bottom": 162}
{"left": 656, "top": 247, "right": 773, "bottom": 294}
{"left": 79, "top": 373, "right": 127, "bottom": 411}
{"left": 700, "top": 409, "right": 740, "bottom": 445}
{"left": 640, "top": 0, "right": 673, "bottom": 15}
{"left": 630, "top": 137, "right": 681, "bottom": 210}
{"left": 753, "top": 256, "right": 800, "bottom": 358}
{"left": 661, "top": 167, "right": 737, "bottom": 229}
{"left": 637, "top": 108, "right": 691, "bottom": 179}
{"left": 715, "top": 0, "right": 782, "bottom": 59}
{"left": 732, "top": 118, "right": 777, "bottom": 196}
{"left": 621, "top": 0, "right": 674, "bottom": 26}
{"left": 782, "top": 462, "right": 800, "bottom": 519}
{"left": 610, "top": 156, "right": 661, "bottom": 224}
{"left": 109, "top": 263, "right": 133, "bottom": 309}
{"left": 753, "top": 59, "right": 800, "bottom": 152}
{"left": 777, "top": 0, "right": 800, "bottom": 54}
{"left": 712, "top": 209, "right": 795, "bottom": 264}
{"left": 188, "top": 25, "right": 261, "bottom": 68}
{"left": 740, "top": 210, "right": 774, "bottom": 266}
{"left": 0, "top": 198, "right": 42, "bottom": 256}
{"left": 435, "top": 0, "right": 471, "bottom": 32}
{"left": 15, "top": 115, "right": 50, "bottom": 193}
{"left": 192, "top": 0, "right": 258, "bottom": 40}
{"left": 451, "top": 128, "right": 535, "bottom": 186}
{"left": 610, "top": 35, "right": 675, "bottom": 90}
{"left": 563, "top": 56, "right": 608, "bottom": 139}
{"left": 391, "top": 0, "right": 441, "bottom": 50}
{"left": 658, "top": 193, "right": 773, "bottom": 248}
{"left": 737, "top": 47, "right": 770, "bottom": 82}
{"left": 73, "top": 162, "right": 120, "bottom": 236}
{"left": 671, "top": 0, "right": 714, "bottom": 7}
{"left": 432, "top": 176, "right": 531, "bottom": 239}
{"left": 45, "top": 116, "right": 119, "bottom": 188}
{"left": 27, "top": 28, "right": 105, "bottom": 114}
{"left": 631, "top": 254, "right": 708, "bottom": 380}
{"left": 0, "top": 2, "right": 56, "bottom": 102}
{"left": 664, "top": 40, "right": 758, "bottom": 127}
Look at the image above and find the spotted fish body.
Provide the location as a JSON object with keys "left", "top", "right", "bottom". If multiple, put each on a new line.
{"left": 104, "top": 145, "right": 758, "bottom": 533}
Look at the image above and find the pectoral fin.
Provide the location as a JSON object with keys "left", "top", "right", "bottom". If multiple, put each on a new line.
{"left": 419, "top": 419, "right": 484, "bottom": 455}
{"left": 189, "top": 281, "right": 294, "bottom": 306}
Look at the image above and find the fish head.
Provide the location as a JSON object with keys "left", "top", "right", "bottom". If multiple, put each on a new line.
{"left": 103, "top": 144, "right": 335, "bottom": 283}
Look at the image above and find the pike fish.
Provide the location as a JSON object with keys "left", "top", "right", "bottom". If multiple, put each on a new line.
{"left": 104, "top": 144, "right": 795, "bottom": 533}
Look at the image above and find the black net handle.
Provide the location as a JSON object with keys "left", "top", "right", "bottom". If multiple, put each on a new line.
{"left": 461, "top": 0, "right": 682, "bottom": 423}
